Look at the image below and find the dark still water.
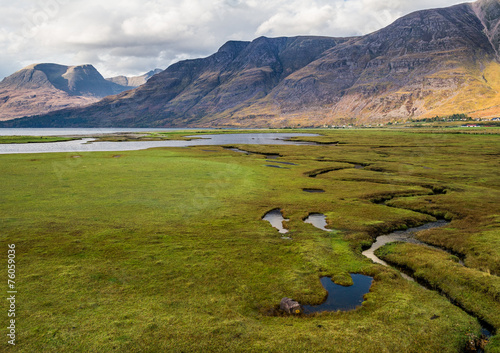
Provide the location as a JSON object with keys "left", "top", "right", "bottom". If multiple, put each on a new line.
{"left": 303, "top": 274, "right": 373, "bottom": 313}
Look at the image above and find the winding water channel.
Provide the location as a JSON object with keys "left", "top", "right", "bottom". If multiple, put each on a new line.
{"left": 362, "top": 220, "right": 450, "bottom": 267}
{"left": 263, "top": 205, "right": 492, "bottom": 344}
{"left": 361, "top": 217, "right": 493, "bottom": 341}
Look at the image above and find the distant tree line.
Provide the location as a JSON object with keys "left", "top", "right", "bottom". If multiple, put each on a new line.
{"left": 410, "top": 114, "right": 473, "bottom": 123}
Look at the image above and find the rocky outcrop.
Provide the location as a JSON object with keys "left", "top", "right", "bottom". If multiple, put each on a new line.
{"left": 473, "top": 0, "right": 500, "bottom": 59}
{"left": 2, "top": 0, "right": 499, "bottom": 127}
{"left": 280, "top": 298, "right": 302, "bottom": 315}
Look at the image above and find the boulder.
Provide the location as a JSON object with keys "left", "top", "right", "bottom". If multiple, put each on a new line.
{"left": 280, "top": 297, "right": 303, "bottom": 315}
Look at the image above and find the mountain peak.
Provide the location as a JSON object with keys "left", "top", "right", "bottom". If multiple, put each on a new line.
{"left": 217, "top": 40, "right": 250, "bottom": 57}
{"left": 0, "top": 63, "right": 127, "bottom": 97}
{"left": 0, "top": 63, "right": 133, "bottom": 120}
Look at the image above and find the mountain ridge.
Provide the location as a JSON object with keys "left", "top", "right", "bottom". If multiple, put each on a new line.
{"left": 2, "top": 0, "right": 499, "bottom": 127}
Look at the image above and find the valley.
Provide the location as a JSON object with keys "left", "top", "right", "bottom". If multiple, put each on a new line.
{"left": 0, "top": 128, "right": 498, "bottom": 352}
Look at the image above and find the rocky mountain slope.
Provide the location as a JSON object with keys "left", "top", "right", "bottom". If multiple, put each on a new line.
{"left": 106, "top": 69, "right": 163, "bottom": 88}
{"left": 3, "top": 0, "right": 499, "bottom": 127}
{"left": 0, "top": 64, "right": 133, "bottom": 120}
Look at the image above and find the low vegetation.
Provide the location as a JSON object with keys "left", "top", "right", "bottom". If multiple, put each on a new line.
{"left": 376, "top": 242, "right": 500, "bottom": 329}
{"left": 0, "top": 128, "right": 498, "bottom": 352}
{"left": 0, "top": 136, "right": 75, "bottom": 144}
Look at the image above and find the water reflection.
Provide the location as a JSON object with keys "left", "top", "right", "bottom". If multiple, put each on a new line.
{"left": 303, "top": 274, "right": 373, "bottom": 313}
{"left": 304, "top": 213, "right": 332, "bottom": 232}
{"left": 0, "top": 133, "right": 318, "bottom": 154}
{"left": 362, "top": 220, "right": 450, "bottom": 266}
{"left": 263, "top": 209, "right": 289, "bottom": 235}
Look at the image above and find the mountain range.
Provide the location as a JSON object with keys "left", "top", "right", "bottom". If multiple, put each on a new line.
{"left": 0, "top": 65, "right": 161, "bottom": 121}
{"left": 1, "top": 0, "right": 499, "bottom": 127}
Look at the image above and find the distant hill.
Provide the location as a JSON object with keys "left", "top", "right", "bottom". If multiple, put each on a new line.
{"left": 106, "top": 69, "right": 163, "bottom": 88}
{"left": 0, "top": 63, "right": 135, "bottom": 120}
{"left": 2, "top": 0, "right": 499, "bottom": 128}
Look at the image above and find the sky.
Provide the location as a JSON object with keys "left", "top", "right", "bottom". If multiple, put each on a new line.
{"left": 0, "top": 0, "right": 469, "bottom": 80}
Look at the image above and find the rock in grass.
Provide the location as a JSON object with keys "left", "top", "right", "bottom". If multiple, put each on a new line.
{"left": 280, "top": 298, "right": 302, "bottom": 315}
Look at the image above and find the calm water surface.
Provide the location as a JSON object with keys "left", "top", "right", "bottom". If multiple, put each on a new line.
{"left": 0, "top": 131, "right": 318, "bottom": 154}
{"left": 304, "top": 213, "right": 332, "bottom": 232}
{"left": 303, "top": 274, "right": 373, "bottom": 313}
{"left": 262, "top": 209, "right": 289, "bottom": 235}
{"left": 362, "top": 220, "right": 450, "bottom": 267}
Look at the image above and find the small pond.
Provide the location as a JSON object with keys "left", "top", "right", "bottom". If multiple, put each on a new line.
{"left": 263, "top": 209, "right": 289, "bottom": 235}
{"left": 304, "top": 213, "right": 332, "bottom": 232}
{"left": 303, "top": 188, "right": 325, "bottom": 193}
{"left": 303, "top": 274, "right": 373, "bottom": 313}
{"left": 265, "top": 165, "right": 290, "bottom": 169}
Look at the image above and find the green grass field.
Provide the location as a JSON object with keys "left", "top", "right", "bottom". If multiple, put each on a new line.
{"left": 0, "top": 129, "right": 498, "bottom": 352}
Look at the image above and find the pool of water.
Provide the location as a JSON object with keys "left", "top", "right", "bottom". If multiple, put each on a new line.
{"left": 303, "top": 274, "right": 373, "bottom": 313}
{"left": 265, "top": 165, "right": 290, "bottom": 169}
{"left": 304, "top": 213, "right": 332, "bottom": 232}
{"left": 262, "top": 209, "right": 289, "bottom": 235}
{"left": 303, "top": 188, "right": 325, "bottom": 193}
{"left": 267, "top": 161, "right": 297, "bottom": 166}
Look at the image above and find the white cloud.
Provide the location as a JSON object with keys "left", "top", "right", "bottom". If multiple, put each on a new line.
{"left": 255, "top": 0, "right": 468, "bottom": 37}
{"left": 0, "top": 0, "right": 467, "bottom": 80}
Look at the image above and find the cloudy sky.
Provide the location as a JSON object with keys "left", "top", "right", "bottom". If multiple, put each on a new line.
{"left": 0, "top": 0, "right": 469, "bottom": 80}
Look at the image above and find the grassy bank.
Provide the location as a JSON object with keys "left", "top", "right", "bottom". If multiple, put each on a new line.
{"left": 0, "top": 136, "right": 76, "bottom": 144}
{"left": 376, "top": 242, "right": 500, "bottom": 352}
{"left": 0, "top": 128, "right": 498, "bottom": 352}
{"left": 376, "top": 242, "right": 500, "bottom": 328}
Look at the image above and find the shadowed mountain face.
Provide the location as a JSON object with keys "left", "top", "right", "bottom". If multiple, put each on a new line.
{"left": 474, "top": 0, "right": 500, "bottom": 56}
{"left": 0, "top": 64, "right": 133, "bottom": 120}
{"left": 262, "top": 0, "right": 500, "bottom": 125}
{"left": 3, "top": 0, "right": 500, "bottom": 127}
